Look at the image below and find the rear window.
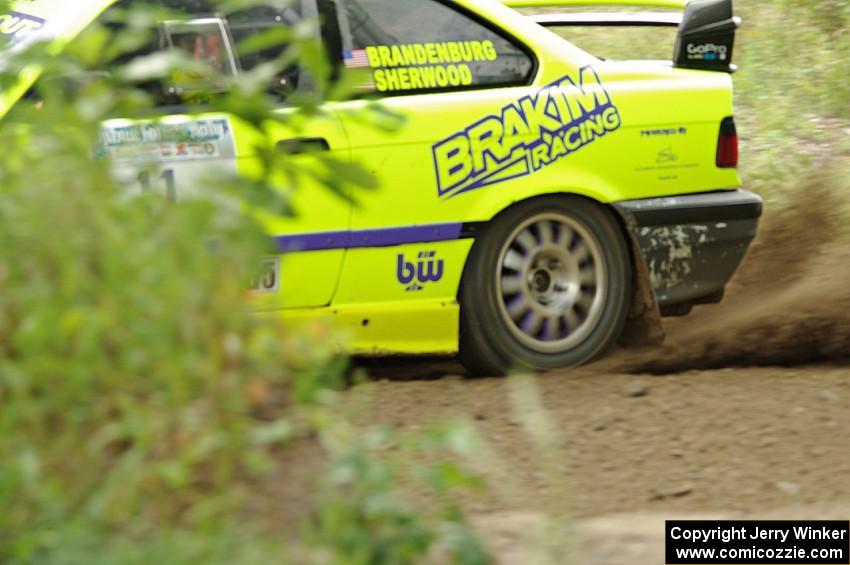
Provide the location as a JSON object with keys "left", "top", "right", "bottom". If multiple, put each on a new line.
{"left": 525, "top": 7, "right": 678, "bottom": 61}
{"left": 555, "top": 25, "right": 677, "bottom": 61}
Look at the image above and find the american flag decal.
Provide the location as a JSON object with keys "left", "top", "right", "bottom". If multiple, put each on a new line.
{"left": 343, "top": 49, "right": 370, "bottom": 69}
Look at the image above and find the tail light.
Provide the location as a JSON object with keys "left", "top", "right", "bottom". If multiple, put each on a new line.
{"left": 716, "top": 117, "right": 738, "bottom": 168}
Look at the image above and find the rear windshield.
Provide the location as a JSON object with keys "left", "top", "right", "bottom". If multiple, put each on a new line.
{"left": 524, "top": 7, "right": 679, "bottom": 61}
{"left": 556, "top": 25, "right": 676, "bottom": 60}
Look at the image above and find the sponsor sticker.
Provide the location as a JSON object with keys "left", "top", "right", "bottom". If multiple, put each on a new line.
{"left": 96, "top": 117, "right": 237, "bottom": 163}
{"left": 397, "top": 251, "right": 444, "bottom": 292}
{"left": 641, "top": 127, "right": 688, "bottom": 137}
{"left": 101, "top": 118, "right": 239, "bottom": 203}
{"left": 432, "top": 65, "right": 621, "bottom": 200}
{"left": 686, "top": 42, "right": 729, "bottom": 61}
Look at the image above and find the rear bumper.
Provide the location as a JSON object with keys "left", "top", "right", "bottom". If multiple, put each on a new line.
{"left": 613, "top": 189, "right": 762, "bottom": 311}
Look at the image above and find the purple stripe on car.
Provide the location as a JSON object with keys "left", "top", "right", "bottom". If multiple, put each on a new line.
{"left": 274, "top": 223, "right": 464, "bottom": 253}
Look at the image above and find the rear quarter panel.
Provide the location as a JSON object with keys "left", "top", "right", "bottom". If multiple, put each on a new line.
{"left": 360, "top": 0, "right": 743, "bottom": 225}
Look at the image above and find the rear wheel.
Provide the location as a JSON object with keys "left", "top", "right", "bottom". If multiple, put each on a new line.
{"left": 459, "top": 196, "right": 632, "bottom": 375}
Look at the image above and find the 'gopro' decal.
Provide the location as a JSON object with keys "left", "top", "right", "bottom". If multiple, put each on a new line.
{"left": 686, "top": 42, "right": 729, "bottom": 61}
{"left": 432, "top": 66, "right": 620, "bottom": 200}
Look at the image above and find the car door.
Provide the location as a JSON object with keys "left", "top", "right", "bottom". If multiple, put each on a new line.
{"left": 325, "top": 0, "right": 537, "bottom": 305}
{"left": 104, "top": 0, "right": 352, "bottom": 309}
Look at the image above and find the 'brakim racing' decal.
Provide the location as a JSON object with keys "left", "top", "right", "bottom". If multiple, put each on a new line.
{"left": 432, "top": 65, "right": 621, "bottom": 200}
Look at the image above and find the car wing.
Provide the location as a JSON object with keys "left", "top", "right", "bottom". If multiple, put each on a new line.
{"left": 529, "top": 12, "right": 682, "bottom": 27}
{"left": 502, "top": 0, "right": 688, "bottom": 9}
{"left": 502, "top": 0, "right": 739, "bottom": 73}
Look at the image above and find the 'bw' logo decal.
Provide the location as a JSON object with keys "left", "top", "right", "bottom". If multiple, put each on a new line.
{"left": 397, "top": 251, "right": 444, "bottom": 292}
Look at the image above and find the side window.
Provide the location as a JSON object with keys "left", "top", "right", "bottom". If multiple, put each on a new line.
{"left": 160, "top": 17, "right": 240, "bottom": 89}
{"left": 222, "top": 6, "right": 302, "bottom": 76}
{"left": 339, "top": 0, "right": 534, "bottom": 95}
{"left": 108, "top": 1, "right": 303, "bottom": 105}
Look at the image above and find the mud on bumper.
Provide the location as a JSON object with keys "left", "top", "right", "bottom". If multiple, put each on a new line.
{"left": 613, "top": 190, "right": 763, "bottom": 316}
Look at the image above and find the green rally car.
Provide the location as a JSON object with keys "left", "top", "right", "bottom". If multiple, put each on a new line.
{"left": 1, "top": 0, "right": 762, "bottom": 374}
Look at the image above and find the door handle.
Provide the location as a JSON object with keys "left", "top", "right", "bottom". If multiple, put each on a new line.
{"left": 276, "top": 137, "right": 331, "bottom": 155}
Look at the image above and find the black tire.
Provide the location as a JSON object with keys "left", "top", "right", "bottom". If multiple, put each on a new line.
{"left": 459, "top": 196, "right": 632, "bottom": 376}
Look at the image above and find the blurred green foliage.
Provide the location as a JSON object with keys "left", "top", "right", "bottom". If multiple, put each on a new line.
{"left": 304, "top": 422, "right": 489, "bottom": 565}
{"left": 0, "top": 5, "right": 325, "bottom": 564}
{"left": 0, "top": 110, "right": 288, "bottom": 559}
{"left": 0, "top": 1, "right": 487, "bottom": 563}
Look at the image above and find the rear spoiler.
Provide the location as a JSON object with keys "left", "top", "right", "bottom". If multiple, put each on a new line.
{"left": 504, "top": 0, "right": 740, "bottom": 73}
{"left": 503, "top": 0, "right": 688, "bottom": 7}
{"left": 530, "top": 12, "right": 681, "bottom": 27}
